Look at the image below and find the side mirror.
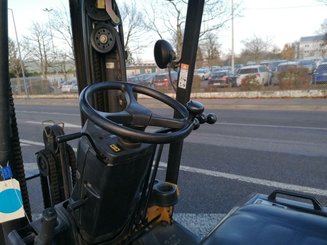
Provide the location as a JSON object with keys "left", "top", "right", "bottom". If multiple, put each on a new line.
{"left": 154, "top": 40, "right": 176, "bottom": 69}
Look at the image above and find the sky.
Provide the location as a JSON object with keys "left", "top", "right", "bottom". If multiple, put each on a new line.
{"left": 222, "top": 0, "right": 327, "bottom": 55}
{"left": 7, "top": 0, "right": 327, "bottom": 61}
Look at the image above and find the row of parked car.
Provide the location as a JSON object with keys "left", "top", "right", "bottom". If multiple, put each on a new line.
{"left": 267, "top": 59, "right": 327, "bottom": 85}
{"left": 60, "top": 79, "right": 78, "bottom": 93}
{"left": 61, "top": 60, "right": 327, "bottom": 93}
{"left": 128, "top": 72, "right": 178, "bottom": 89}
{"left": 195, "top": 58, "right": 327, "bottom": 88}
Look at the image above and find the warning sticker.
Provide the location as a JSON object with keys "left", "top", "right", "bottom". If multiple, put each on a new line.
{"left": 0, "top": 179, "right": 24, "bottom": 223}
{"left": 110, "top": 144, "right": 121, "bottom": 152}
{"left": 178, "top": 63, "right": 189, "bottom": 89}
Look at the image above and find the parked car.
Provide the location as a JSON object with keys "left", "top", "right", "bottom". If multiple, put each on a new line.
{"left": 128, "top": 73, "right": 156, "bottom": 87}
{"left": 137, "top": 73, "right": 156, "bottom": 87}
{"left": 260, "top": 59, "right": 287, "bottom": 72}
{"left": 152, "top": 71, "right": 178, "bottom": 89}
{"left": 236, "top": 65, "right": 271, "bottom": 86}
{"left": 127, "top": 75, "right": 141, "bottom": 84}
{"left": 207, "top": 70, "right": 234, "bottom": 88}
{"left": 70, "top": 83, "right": 79, "bottom": 93}
{"left": 271, "top": 61, "right": 303, "bottom": 85}
{"left": 298, "top": 59, "right": 317, "bottom": 74}
{"left": 312, "top": 62, "right": 327, "bottom": 84}
{"left": 61, "top": 79, "right": 77, "bottom": 93}
{"left": 195, "top": 68, "right": 210, "bottom": 80}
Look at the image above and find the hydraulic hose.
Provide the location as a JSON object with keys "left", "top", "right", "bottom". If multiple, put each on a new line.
{"left": 0, "top": 0, "right": 10, "bottom": 167}
{"left": 9, "top": 85, "right": 31, "bottom": 221}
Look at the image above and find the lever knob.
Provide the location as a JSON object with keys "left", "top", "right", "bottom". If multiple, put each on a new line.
{"left": 186, "top": 100, "right": 204, "bottom": 116}
{"left": 196, "top": 113, "right": 207, "bottom": 124}
{"left": 206, "top": 113, "right": 217, "bottom": 124}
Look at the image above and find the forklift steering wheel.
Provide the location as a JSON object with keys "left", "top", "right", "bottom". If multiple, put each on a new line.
{"left": 80, "top": 81, "right": 194, "bottom": 144}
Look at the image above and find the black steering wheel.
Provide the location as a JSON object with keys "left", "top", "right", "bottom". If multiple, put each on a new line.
{"left": 80, "top": 81, "right": 194, "bottom": 144}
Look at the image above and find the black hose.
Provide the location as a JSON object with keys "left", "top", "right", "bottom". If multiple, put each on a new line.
{"left": 0, "top": 0, "right": 10, "bottom": 167}
{"left": 8, "top": 85, "right": 32, "bottom": 221}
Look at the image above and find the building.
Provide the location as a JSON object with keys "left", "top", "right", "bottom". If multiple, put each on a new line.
{"left": 298, "top": 34, "right": 327, "bottom": 60}
{"left": 126, "top": 63, "right": 159, "bottom": 76}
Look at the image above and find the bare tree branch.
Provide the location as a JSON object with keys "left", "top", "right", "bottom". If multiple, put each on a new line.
{"left": 48, "top": 3, "right": 74, "bottom": 60}
{"left": 23, "top": 22, "right": 54, "bottom": 78}
{"left": 118, "top": 0, "right": 150, "bottom": 63}
{"left": 142, "top": 0, "right": 239, "bottom": 58}
{"left": 240, "top": 35, "right": 275, "bottom": 62}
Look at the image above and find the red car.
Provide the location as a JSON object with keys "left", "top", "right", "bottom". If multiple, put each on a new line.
{"left": 152, "top": 72, "right": 178, "bottom": 89}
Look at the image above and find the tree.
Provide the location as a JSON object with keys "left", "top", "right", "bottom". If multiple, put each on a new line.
{"left": 119, "top": 0, "right": 149, "bottom": 64}
{"left": 240, "top": 36, "right": 273, "bottom": 63}
{"left": 23, "top": 22, "right": 54, "bottom": 78}
{"left": 47, "top": 5, "right": 74, "bottom": 60}
{"left": 195, "top": 46, "right": 204, "bottom": 67}
{"left": 313, "top": 19, "right": 327, "bottom": 58}
{"left": 281, "top": 44, "right": 295, "bottom": 60}
{"left": 144, "top": 0, "right": 238, "bottom": 58}
{"left": 8, "top": 38, "right": 21, "bottom": 78}
{"left": 202, "top": 32, "right": 221, "bottom": 66}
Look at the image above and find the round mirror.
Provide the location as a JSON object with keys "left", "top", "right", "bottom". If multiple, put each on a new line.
{"left": 154, "top": 40, "right": 176, "bottom": 69}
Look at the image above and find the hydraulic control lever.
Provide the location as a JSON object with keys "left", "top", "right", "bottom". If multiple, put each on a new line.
{"left": 34, "top": 208, "right": 58, "bottom": 245}
{"left": 196, "top": 113, "right": 217, "bottom": 124}
{"left": 186, "top": 100, "right": 204, "bottom": 118}
{"left": 186, "top": 100, "right": 217, "bottom": 130}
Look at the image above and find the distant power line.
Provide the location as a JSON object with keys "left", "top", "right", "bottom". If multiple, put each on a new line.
{"left": 246, "top": 4, "right": 326, "bottom": 10}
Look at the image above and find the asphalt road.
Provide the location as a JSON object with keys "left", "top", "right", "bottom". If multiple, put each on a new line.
{"left": 13, "top": 98, "right": 327, "bottom": 237}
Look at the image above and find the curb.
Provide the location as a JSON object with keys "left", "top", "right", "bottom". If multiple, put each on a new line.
{"left": 14, "top": 89, "right": 327, "bottom": 100}
{"left": 190, "top": 89, "right": 327, "bottom": 99}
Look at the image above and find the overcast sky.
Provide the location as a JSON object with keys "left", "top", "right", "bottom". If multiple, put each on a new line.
{"left": 7, "top": 0, "right": 327, "bottom": 61}
{"left": 223, "top": 0, "right": 327, "bottom": 55}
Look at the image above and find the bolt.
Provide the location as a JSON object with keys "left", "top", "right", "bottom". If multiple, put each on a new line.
{"left": 99, "top": 34, "right": 108, "bottom": 44}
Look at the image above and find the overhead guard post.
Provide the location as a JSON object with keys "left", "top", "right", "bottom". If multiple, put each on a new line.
{"left": 166, "top": 0, "right": 205, "bottom": 184}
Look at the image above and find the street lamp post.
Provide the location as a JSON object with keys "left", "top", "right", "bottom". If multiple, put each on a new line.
{"left": 43, "top": 8, "right": 55, "bottom": 53}
{"left": 231, "top": 0, "right": 235, "bottom": 72}
{"left": 8, "top": 8, "right": 29, "bottom": 98}
{"left": 43, "top": 8, "right": 59, "bottom": 88}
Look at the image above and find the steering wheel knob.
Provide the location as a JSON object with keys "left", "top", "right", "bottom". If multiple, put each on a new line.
{"left": 186, "top": 100, "right": 204, "bottom": 116}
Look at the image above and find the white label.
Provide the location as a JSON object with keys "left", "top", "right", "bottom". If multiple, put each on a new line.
{"left": 106, "top": 62, "right": 115, "bottom": 69}
{"left": 178, "top": 63, "right": 189, "bottom": 89}
{"left": 0, "top": 179, "right": 25, "bottom": 223}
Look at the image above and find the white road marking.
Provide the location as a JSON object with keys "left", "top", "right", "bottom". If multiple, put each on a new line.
{"left": 20, "top": 139, "right": 77, "bottom": 152}
{"left": 17, "top": 110, "right": 80, "bottom": 117}
{"left": 217, "top": 122, "right": 327, "bottom": 131}
{"left": 22, "top": 147, "right": 327, "bottom": 198}
{"left": 186, "top": 132, "right": 327, "bottom": 157}
{"left": 21, "top": 141, "right": 327, "bottom": 197}
{"left": 159, "top": 162, "right": 327, "bottom": 197}
{"left": 25, "top": 120, "right": 81, "bottom": 128}
{"left": 20, "top": 139, "right": 44, "bottom": 146}
{"left": 24, "top": 163, "right": 38, "bottom": 172}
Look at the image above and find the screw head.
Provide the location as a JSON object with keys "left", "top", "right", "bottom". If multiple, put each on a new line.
{"left": 99, "top": 34, "right": 108, "bottom": 44}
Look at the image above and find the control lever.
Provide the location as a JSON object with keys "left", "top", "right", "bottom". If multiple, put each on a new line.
{"left": 34, "top": 208, "right": 57, "bottom": 245}
{"left": 196, "top": 113, "right": 207, "bottom": 124}
{"left": 57, "top": 132, "right": 106, "bottom": 161}
{"left": 186, "top": 100, "right": 204, "bottom": 119}
{"left": 193, "top": 113, "right": 217, "bottom": 130}
{"left": 186, "top": 100, "right": 217, "bottom": 130}
{"left": 206, "top": 113, "right": 217, "bottom": 124}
